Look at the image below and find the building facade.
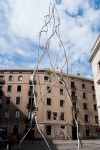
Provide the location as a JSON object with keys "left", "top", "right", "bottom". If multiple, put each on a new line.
{"left": 90, "top": 35, "right": 100, "bottom": 125}
{"left": 0, "top": 69, "right": 100, "bottom": 140}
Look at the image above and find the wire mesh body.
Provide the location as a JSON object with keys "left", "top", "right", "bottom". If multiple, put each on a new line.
{"left": 17, "top": 3, "right": 82, "bottom": 150}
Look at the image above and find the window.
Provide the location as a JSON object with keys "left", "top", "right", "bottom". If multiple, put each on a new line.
{"left": 86, "top": 127, "right": 90, "bottom": 136}
{"left": 92, "top": 86, "right": 94, "bottom": 91}
{"left": 29, "top": 86, "right": 33, "bottom": 96}
{"left": 17, "top": 85, "right": 21, "bottom": 92}
{"left": 7, "top": 85, "right": 12, "bottom": 92}
{"left": 60, "top": 112, "right": 64, "bottom": 120}
{"left": 46, "top": 125, "right": 51, "bottom": 135}
{"left": 0, "top": 76, "right": 5, "bottom": 83}
{"left": 6, "top": 97, "right": 10, "bottom": 105}
{"left": 0, "top": 86, "right": 2, "bottom": 90}
{"left": 82, "top": 84, "right": 85, "bottom": 89}
{"left": 60, "top": 89, "right": 64, "bottom": 95}
{"left": 71, "top": 82, "right": 74, "bottom": 88}
{"left": 93, "top": 94, "right": 95, "bottom": 100}
{"left": 27, "top": 111, "right": 34, "bottom": 119}
{"left": 83, "top": 103, "right": 88, "bottom": 109}
{"left": 15, "top": 110, "right": 20, "bottom": 118}
{"left": 94, "top": 104, "right": 97, "bottom": 111}
{"left": 9, "top": 76, "right": 13, "bottom": 81}
{"left": 60, "top": 100, "right": 64, "bottom": 107}
{"left": 5, "top": 110, "right": 9, "bottom": 118}
{"left": 53, "top": 112, "right": 57, "bottom": 120}
{"left": 47, "top": 111, "right": 51, "bottom": 119}
{"left": 28, "top": 98, "right": 35, "bottom": 108}
{"left": 0, "top": 76, "right": 4, "bottom": 81}
{"left": 13, "top": 125, "right": 19, "bottom": 135}
{"left": 44, "top": 76, "right": 50, "bottom": 82}
{"left": 98, "top": 61, "right": 100, "bottom": 71}
{"left": 27, "top": 111, "right": 31, "bottom": 119}
{"left": 95, "top": 116, "right": 98, "bottom": 123}
{"left": 16, "top": 97, "right": 21, "bottom": 104}
{"left": 72, "top": 91, "right": 75, "bottom": 96}
{"left": 84, "top": 114, "right": 89, "bottom": 122}
{"left": 47, "top": 86, "right": 51, "bottom": 93}
{"left": 47, "top": 98, "right": 51, "bottom": 105}
{"left": 83, "top": 93, "right": 86, "bottom": 98}
{"left": 73, "top": 103, "right": 76, "bottom": 111}
{"left": 18, "top": 76, "right": 22, "bottom": 81}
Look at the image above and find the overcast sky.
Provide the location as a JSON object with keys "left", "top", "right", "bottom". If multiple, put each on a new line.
{"left": 0, "top": 0, "right": 100, "bottom": 77}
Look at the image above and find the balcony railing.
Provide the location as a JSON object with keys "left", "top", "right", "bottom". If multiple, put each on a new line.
{"left": 29, "top": 80, "right": 37, "bottom": 85}
{"left": 71, "top": 85, "right": 76, "bottom": 90}
{"left": 26, "top": 103, "right": 35, "bottom": 109}
{"left": 28, "top": 91, "right": 37, "bottom": 97}
{"left": 28, "top": 91, "right": 34, "bottom": 96}
{"left": 71, "top": 95, "right": 77, "bottom": 101}
{"left": 25, "top": 117, "right": 35, "bottom": 124}
{"left": 0, "top": 79, "right": 5, "bottom": 84}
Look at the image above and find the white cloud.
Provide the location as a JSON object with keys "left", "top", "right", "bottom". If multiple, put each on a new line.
{"left": 8, "top": 0, "right": 53, "bottom": 42}
{"left": 0, "top": 0, "right": 100, "bottom": 77}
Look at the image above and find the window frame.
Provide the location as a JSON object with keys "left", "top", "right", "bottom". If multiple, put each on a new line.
{"left": 7, "top": 85, "right": 12, "bottom": 92}
{"left": 83, "top": 103, "right": 88, "bottom": 110}
{"left": 44, "top": 76, "right": 51, "bottom": 82}
{"left": 16, "top": 97, "right": 21, "bottom": 105}
{"left": 46, "top": 125, "right": 51, "bottom": 135}
{"left": 95, "top": 115, "right": 98, "bottom": 123}
{"left": 60, "top": 100, "right": 64, "bottom": 107}
{"left": 47, "top": 111, "right": 52, "bottom": 119}
{"left": 94, "top": 104, "right": 97, "bottom": 111}
{"left": 83, "top": 93, "right": 86, "bottom": 98}
{"left": 82, "top": 83, "right": 85, "bottom": 89}
{"left": 47, "top": 86, "right": 51, "bottom": 93}
{"left": 9, "top": 75, "right": 13, "bottom": 81}
{"left": 15, "top": 110, "right": 20, "bottom": 118}
{"left": 5, "top": 110, "right": 9, "bottom": 118}
{"left": 84, "top": 114, "right": 89, "bottom": 122}
{"left": 60, "top": 112, "right": 64, "bottom": 120}
{"left": 47, "top": 98, "right": 51, "bottom": 105}
{"left": 53, "top": 112, "right": 57, "bottom": 120}
{"left": 17, "top": 85, "right": 21, "bottom": 92}
{"left": 6, "top": 97, "right": 11, "bottom": 105}
{"left": 18, "top": 76, "right": 23, "bottom": 81}
{"left": 60, "top": 89, "right": 64, "bottom": 95}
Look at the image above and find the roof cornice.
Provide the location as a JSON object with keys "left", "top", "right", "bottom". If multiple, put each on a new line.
{"left": 89, "top": 35, "right": 100, "bottom": 62}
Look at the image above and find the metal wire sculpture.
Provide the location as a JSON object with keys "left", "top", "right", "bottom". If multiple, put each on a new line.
{"left": 17, "top": 3, "right": 82, "bottom": 150}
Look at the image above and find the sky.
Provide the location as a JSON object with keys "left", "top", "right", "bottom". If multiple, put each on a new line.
{"left": 0, "top": 0, "right": 100, "bottom": 78}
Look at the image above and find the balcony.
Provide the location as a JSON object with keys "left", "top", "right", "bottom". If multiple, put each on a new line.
{"left": 71, "top": 119, "right": 76, "bottom": 125}
{"left": 26, "top": 103, "right": 35, "bottom": 110}
{"left": 29, "top": 80, "right": 36, "bottom": 85}
{"left": 25, "top": 117, "right": 35, "bottom": 124}
{"left": 0, "top": 79, "right": 5, "bottom": 84}
{"left": 71, "top": 85, "right": 76, "bottom": 90}
{"left": 28, "top": 91, "right": 34, "bottom": 96}
{"left": 71, "top": 95, "right": 77, "bottom": 101}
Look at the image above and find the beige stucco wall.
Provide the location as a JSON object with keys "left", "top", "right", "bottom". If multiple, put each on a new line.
{"left": 91, "top": 46, "right": 100, "bottom": 125}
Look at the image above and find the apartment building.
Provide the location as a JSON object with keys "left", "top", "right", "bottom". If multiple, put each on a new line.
{"left": 90, "top": 35, "right": 100, "bottom": 125}
{"left": 0, "top": 68, "right": 99, "bottom": 140}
